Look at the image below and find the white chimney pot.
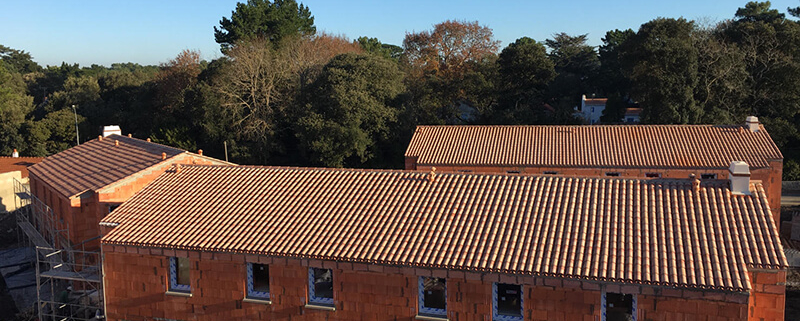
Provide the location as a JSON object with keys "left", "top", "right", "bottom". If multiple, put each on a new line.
{"left": 729, "top": 161, "right": 751, "bottom": 195}
{"left": 103, "top": 125, "right": 122, "bottom": 137}
{"left": 746, "top": 116, "right": 759, "bottom": 132}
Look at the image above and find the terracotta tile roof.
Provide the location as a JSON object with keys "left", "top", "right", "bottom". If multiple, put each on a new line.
{"left": 583, "top": 98, "right": 608, "bottom": 105}
{"left": 101, "top": 165, "right": 787, "bottom": 292}
{"left": 28, "top": 135, "right": 186, "bottom": 197}
{"left": 0, "top": 157, "right": 44, "bottom": 178}
{"left": 405, "top": 125, "right": 783, "bottom": 169}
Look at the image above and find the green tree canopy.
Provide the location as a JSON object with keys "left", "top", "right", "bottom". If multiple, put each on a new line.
{"left": 625, "top": 18, "right": 701, "bottom": 124}
{"left": 297, "top": 53, "right": 405, "bottom": 167}
{"left": 0, "top": 44, "right": 41, "bottom": 74}
{"left": 493, "top": 37, "right": 555, "bottom": 124}
{"left": 214, "top": 0, "right": 315, "bottom": 53}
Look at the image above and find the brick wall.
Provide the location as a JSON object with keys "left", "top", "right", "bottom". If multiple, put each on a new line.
{"left": 103, "top": 246, "right": 766, "bottom": 321}
{"left": 748, "top": 270, "right": 786, "bottom": 321}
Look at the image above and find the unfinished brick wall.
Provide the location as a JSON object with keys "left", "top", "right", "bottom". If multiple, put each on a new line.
{"left": 103, "top": 245, "right": 767, "bottom": 321}
{"left": 748, "top": 270, "right": 787, "bottom": 321}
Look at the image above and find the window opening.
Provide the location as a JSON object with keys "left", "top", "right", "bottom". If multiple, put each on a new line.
{"left": 169, "top": 257, "right": 191, "bottom": 292}
{"left": 603, "top": 292, "right": 636, "bottom": 321}
{"left": 493, "top": 283, "right": 523, "bottom": 320}
{"left": 247, "top": 263, "right": 270, "bottom": 299}
{"left": 308, "top": 268, "right": 334, "bottom": 305}
{"left": 419, "top": 277, "right": 447, "bottom": 317}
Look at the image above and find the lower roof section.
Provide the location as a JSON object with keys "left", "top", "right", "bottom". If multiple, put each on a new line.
{"left": 101, "top": 165, "right": 787, "bottom": 292}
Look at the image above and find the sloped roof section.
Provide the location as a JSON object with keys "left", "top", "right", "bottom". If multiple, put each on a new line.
{"left": 102, "top": 165, "right": 787, "bottom": 292}
{"left": 28, "top": 135, "right": 186, "bottom": 197}
{"left": 405, "top": 125, "right": 783, "bottom": 169}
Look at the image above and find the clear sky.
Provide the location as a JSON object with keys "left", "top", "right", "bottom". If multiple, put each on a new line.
{"left": 2, "top": 0, "right": 798, "bottom": 67}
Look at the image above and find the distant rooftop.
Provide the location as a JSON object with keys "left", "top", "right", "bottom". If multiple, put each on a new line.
{"left": 405, "top": 124, "right": 782, "bottom": 169}
{"left": 0, "top": 156, "right": 44, "bottom": 178}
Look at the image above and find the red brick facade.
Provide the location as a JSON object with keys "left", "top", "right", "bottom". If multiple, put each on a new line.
{"left": 29, "top": 154, "right": 223, "bottom": 249}
{"left": 102, "top": 245, "right": 784, "bottom": 321}
{"left": 406, "top": 159, "right": 784, "bottom": 225}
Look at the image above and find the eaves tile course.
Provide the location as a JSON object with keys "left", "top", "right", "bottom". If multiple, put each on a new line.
{"left": 28, "top": 134, "right": 186, "bottom": 197}
{"left": 101, "top": 165, "right": 786, "bottom": 292}
{"left": 404, "top": 125, "right": 783, "bottom": 169}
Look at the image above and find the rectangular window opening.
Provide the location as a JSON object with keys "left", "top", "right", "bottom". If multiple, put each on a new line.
{"left": 644, "top": 173, "right": 661, "bottom": 178}
{"left": 419, "top": 277, "right": 447, "bottom": 317}
{"left": 605, "top": 172, "right": 620, "bottom": 177}
{"left": 169, "top": 257, "right": 191, "bottom": 292}
{"left": 543, "top": 171, "right": 558, "bottom": 175}
{"left": 700, "top": 173, "right": 717, "bottom": 180}
{"left": 604, "top": 292, "right": 636, "bottom": 321}
{"left": 247, "top": 263, "right": 270, "bottom": 300}
{"left": 493, "top": 283, "right": 523, "bottom": 320}
{"left": 308, "top": 268, "right": 334, "bottom": 305}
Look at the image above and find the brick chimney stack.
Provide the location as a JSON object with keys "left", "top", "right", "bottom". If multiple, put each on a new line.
{"left": 729, "top": 161, "right": 751, "bottom": 195}
{"left": 746, "top": 116, "right": 759, "bottom": 132}
{"left": 12, "top": 149, "right": 18, "bottom": 158}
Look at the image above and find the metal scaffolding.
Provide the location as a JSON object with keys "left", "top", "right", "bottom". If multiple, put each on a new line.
{"left": 14, "top": 178, "right": 104, "bottom": 320}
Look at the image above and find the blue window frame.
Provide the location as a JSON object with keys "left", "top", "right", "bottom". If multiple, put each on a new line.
{"left": 169, "top": 257, "right": 191, "bottom": 292}
{"left": 246, "top": 263, "right": 270, "bottom": 299}
{"left": 308, "top": 268, "right": 334, "bottom": 305}
{"left": 418, "top": 277, "right": 446, "bottom": 317}
{"left": 493, "top": 283, "right": 523, "bottom": 320}
{"left": 602, "top": 291, "right": 637, "bottom": 321}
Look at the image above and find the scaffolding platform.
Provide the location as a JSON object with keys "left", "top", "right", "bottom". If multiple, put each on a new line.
{"left": 40, "top": 267, "right": 101, "bottom": 283}
{"left": 17, "top": 220, "right": 50, "bottom": 249}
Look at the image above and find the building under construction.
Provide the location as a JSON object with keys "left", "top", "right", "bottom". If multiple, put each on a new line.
{"left": 13, "top": 132, "right": 229, "bottom": 320}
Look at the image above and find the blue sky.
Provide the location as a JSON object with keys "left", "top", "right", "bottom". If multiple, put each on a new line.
{"left": 1, "top": 0, "right": 798, "bottom": 67}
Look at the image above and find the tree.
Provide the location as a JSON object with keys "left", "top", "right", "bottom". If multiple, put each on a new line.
{"left": 545, "top": 33, "right": 600, "bottom": 115}
{"left": 0, "top": 64, "right": 34, "bottom": 155}
{"left": 355, "top": 36, "right": 403, "bottom": 61}
{"left": 402, "top": 20, "right": 500, "bottom": 81}
{"left": 598, "top": 29, "right": 635, "bottom": 123}
{"left": 735, "top": 1, "right": 784, "bottom": 23}
{"left": 154, "top": 50, "right": 203, "bottom": 113}
{"left": 297, "top": 53, "right": 405, "bottom": 167}
{"left": 214, "top": 0, "right": 315, "bottom": 53}
{"left": 492, "top": 37, "right": 555, "bottom": 124}
{"left": 0, "top": 44, "right": 41, "bottom": 74}
{"left": 402, "top": 20, "right": 500, "bottom": 123}
{"left": 624, "top": 18, "right": 701, "bottom": 124}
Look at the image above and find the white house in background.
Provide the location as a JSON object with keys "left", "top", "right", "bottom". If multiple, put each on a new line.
{"left": 574, "top": 94, "right": 607, "bottom": 124}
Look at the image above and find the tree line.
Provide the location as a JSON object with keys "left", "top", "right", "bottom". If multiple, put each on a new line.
{"left": 2, "top": 0, "right": 800, "bottom": 179}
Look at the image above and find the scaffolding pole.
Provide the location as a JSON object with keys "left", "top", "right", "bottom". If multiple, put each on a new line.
{"left": 14, "top": 178, "right": 104, "bottom": 320}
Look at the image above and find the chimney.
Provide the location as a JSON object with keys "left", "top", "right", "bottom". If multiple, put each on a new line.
{"left": 428, "top": 167, "right": 437, "bottom": 182}
{"left": 98, "top": 135, "right": 103, "bottom": 141}
{"left": 729, "top": 161, "right": 751, "bottom": 195}
{"left": 127, "top": 133, "right": 132, "bottom": 138}
{"left": 103, "top": 125, "right": 122, "bottom": 137}
{"left": 745, "top": 116, "right": 759, "bottom": 132}
{"left": 198, "top": 149, "right": 203, "bottom": 156}
{"left": 175, "top": 163, "right": 181, "bottom": 173}
{"left": 115, "top": 140, "right": 119, "bottom": 146}
{"left": 161, "top": 152, "right": 166, "bottom": 160}
{"left": 12, "top": 149, "right": 19, "bottom": 158}
{"left": 146, "top": 138, "right": 151, "bottom": 142}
